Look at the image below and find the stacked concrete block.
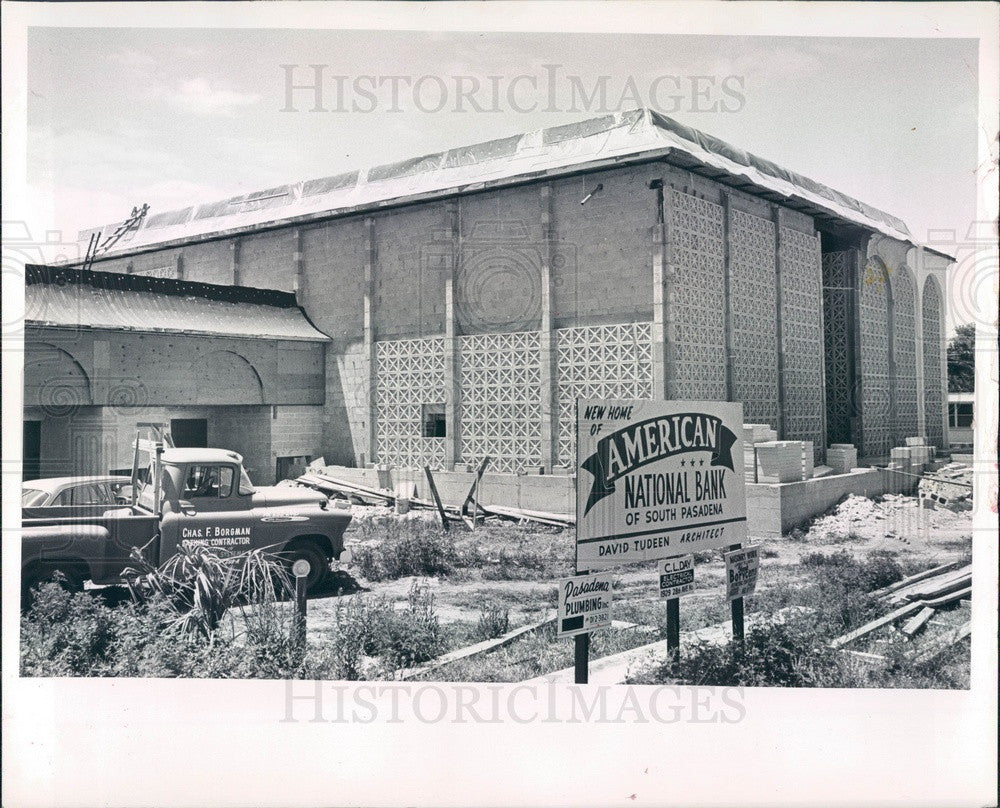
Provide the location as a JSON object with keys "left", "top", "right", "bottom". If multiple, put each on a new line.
{"left": 827, "top": 444, "right": 858, "bottom": 474}
{"left": 743, "top": 424, "right": 779, "bottom": 482}
{"left": 755, "top": 441, "right": 804, "bottom": 483}
{"left": 905, "top": 437, "right": 926, "bottom": 447}
{"left": 800, "top": 441, "right": 814, "bottom": 480}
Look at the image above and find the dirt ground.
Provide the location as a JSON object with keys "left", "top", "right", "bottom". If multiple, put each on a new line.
{"left": 301, "top": 493, "right": 974, "bottom": 673}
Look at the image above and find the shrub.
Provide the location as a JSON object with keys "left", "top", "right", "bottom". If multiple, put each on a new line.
{"left": 476, "top": 602, "right": 510, "bottom": 640}
{"left": 316, "top": 583, "right": 445, "bottom": 679}
{"left": 633, "top": 616, "right": 840, "bottom": 688}
{"left": 352, "top": 518, "right": 458, "bottom": 581}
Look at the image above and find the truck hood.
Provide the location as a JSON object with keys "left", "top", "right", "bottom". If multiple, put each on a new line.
{"left": 251, "top": 486, "right": 328, "bottom": 509}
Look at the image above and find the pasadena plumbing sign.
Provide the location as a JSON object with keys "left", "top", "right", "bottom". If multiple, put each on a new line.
{"left": 576, "top": 400, "right": 747, "bottom": 569}
{"left": 557, "top": 572, "right": 614, "bottom": 638}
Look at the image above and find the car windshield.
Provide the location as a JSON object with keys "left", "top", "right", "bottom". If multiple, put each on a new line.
{"left": 22, "top": 488, "right": 48, "bottom": 507}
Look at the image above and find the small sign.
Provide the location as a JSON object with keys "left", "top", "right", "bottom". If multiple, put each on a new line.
{"left": 658, "top": 554, "right": 695, "bottom": 599}
{"left": 724, "top": 546, "right": 760, "bottom": 601}
{"left": 292, "top": 559, "right": 312, "bottom": 578}
{"left": 557, "top": 572, "right": 614, "bottom": 638}
{"left": 576, "top": 400, "right": 747, "bottom": 569}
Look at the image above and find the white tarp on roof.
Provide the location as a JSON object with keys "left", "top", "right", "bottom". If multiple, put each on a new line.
{"left": 26, "top": 280, "right": 328, "bottom": 341}
{"left": 82, "top": 109, "right": 913, "bottom": 257}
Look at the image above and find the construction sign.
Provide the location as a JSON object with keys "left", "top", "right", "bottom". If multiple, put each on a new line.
{"left": 576, "top": 400, "right": 747, "bottom": 569}
{"left": 724, "top": 546, "right": 760, "bottom": 601}
{"left": 557, "top": 572, "right": 614, "bottom": 638}
{"left": 658, "top": 554, "right": 695, "bottom": 599}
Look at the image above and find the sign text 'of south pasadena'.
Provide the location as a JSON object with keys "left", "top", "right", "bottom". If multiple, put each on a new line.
{"left": 576, "top": 400, "right": 747, "bottom": 568}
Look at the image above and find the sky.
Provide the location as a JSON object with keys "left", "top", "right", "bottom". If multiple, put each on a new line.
{"left": 25, "top": 28, "right": 980, "bottom": 322}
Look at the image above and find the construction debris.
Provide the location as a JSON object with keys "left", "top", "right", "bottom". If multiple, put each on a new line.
{"left": 829, "top": 562, "right": 972, "bottom": 650}
{"left": 294, "top": 462, "right": 575, "bottom": 530}
{"left": 918, "top": 462, "right": 973, "bottom": 510}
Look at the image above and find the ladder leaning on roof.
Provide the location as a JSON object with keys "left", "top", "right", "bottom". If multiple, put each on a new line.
{"left": 129, "top": 423, "right": 175, "bottom": 510}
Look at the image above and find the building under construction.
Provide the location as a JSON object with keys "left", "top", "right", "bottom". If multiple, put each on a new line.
{"left": 24, "top": 109, "right": 953, "bottom": 482}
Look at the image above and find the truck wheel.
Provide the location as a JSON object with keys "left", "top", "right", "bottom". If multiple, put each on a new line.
{"left": 21, "top": 562, "right": 85, "bottom": 611}
{"left": 282, "top": 542, "right": 329, "bottom": 594}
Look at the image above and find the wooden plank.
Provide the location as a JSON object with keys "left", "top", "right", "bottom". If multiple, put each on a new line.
{"left": 871, "top": 560, "right": 964, "bottom": 599}
{"left": 461, "top": 456, "right": 491, "bottom": 514}
{"left": 890, "top": 571, "right": 971, "bottom": 604}
{"left": 423, "top": 466, "right": 450, "bottom": 532}
{"left": 911, "top": 622, "right": 971, "bottom": 665}
{"left": 400, "top": 612, "right": 557, "bottom": 680}
{"left": 829, "top": 601, "right": 925, "bottom": 649}
{"left": 901, "top": 606, "right": 935, "bottom": 637}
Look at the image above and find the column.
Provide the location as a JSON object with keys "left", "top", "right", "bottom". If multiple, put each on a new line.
{"left": 771, "top": 206, "right": 787, "bottom": 438}
{"left": 539, "top": 184, "right": 556, "bottom": 471}
{"left": 444, "top": 200, "right": 460, "bottom": 470}
{"left": 363, "top": 216, "right": 377, "bottom": 467}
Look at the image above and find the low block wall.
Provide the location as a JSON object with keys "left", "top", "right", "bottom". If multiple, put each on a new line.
{"left": 320, "top": 464, "right": 916, "bottom": 536}
{"left": 746, "top": 467, "right": 918, "bottom": 538}
{"left": 319, "top": 465, "right": 576, "bottom": 513}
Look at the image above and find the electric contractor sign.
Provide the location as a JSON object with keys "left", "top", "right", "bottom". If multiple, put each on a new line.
{"left": 576, "top": 400, "right": 747, "bottom": 569}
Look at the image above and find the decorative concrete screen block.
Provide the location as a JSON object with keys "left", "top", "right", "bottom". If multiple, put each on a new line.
{"left": 892, "top": 268, "right": 919, "bottom": 440}
{"left": 922, "top": 279, "right": 945, "bottom": 447}
{"left": 459, "top": 330, "right": 543, "bottom": 475}
{"left": 554, "top": 321, "right": 654, "bottom": 467}
{"left": 827, "top": 445, "right": 858, "bottom": 474}
{"left": 374, "top": 336, "right": 448, "bottom": 469}
{"left": 730, "top": 210, "right": 780, "bottom": 426}
{"left": 668, "top": 190, "right": 727, "bottom": 400}
{"left": 859, "top": 259, "right": 893, "bottom": 456}
{"left": 822, "top": 251, "right": 855, "bottom": 446}
{"left": 905, "top": 436, "right": 927, "bottom": 447}
{"left": 801, "top": 441, "right": 814, "bottom": 480}
{"left": 755, "top": 441, "right": 804, "bottom": 483}
{"left": 780, "top": 227, "right": 825, "bottom": 461}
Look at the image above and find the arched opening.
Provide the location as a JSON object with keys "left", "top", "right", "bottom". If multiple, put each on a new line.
{"left": 858, "top": 256, "right": 893, "bottom": 456}
{"left": 891, "top": 267, "right": 919, "bottom": 441}
{"left": 24, "top": 342, "right": 93, "bottom": 413}
{"left": 190, "top": 350, "right": 265, "bottom": 405}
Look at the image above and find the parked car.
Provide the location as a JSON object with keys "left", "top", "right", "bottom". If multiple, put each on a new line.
{"left": 21, "top": 476, "right": 132, "bottom": 508}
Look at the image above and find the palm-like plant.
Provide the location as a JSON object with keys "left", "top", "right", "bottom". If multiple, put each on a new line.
{"left": 123, "top": 541, "right": 292, "bottom": 638}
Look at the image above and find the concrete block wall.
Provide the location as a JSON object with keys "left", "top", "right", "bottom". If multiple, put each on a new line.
{"left": 238, "top": 229, "right": 296, "bottom": 292}
{"left": 374, "top": 204, "right": 449, "bottom": 339}
{"left": 270, "top": 404, "right": 325, "bottom": 464}
{"left": 549, "top": 165, "right": 656, "bottom": 327}
{"left": 26, "top": 327, "right": 325, "bottom": 407}
{"left": 300, "top": 217, "right": 367, "bottom": 339}
{"left": 458, "top": 184, "right": 545, "bottom": 333}
{"left": 323, "top": 341, "right": 370, "bottom": 466}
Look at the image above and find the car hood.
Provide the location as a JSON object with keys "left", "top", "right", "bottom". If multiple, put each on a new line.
{"left": 251, "top": 486, "right": 328, "bottom": 509}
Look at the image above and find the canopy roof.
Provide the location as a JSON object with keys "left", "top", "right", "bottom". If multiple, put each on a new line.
{"left": 80, "top": 108, "right": 918, "bottom": 258}
{"left": 25, "top": 265, "right": 329, "bottom": 342}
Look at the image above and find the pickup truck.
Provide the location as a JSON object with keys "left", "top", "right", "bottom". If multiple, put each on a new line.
{"left": 22, "top": 445, "right": 352, "bottom": 605}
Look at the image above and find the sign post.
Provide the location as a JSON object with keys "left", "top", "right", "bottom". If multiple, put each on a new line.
{"left": 558, "top": 570, "right": 614, "bottom": 683}
{"left": 658, "top": 554, "right": 694, "bottom": 656}
{"left": 575, "top": 399, "right": 746, "bottom": 672}
{"left": 724, "top": 544, "right": 760, "bottom": 641}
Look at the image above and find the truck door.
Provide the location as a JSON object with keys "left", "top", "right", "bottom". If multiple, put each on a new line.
{"left": 166, "top": 463, "right": 256, "bottom": 553}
